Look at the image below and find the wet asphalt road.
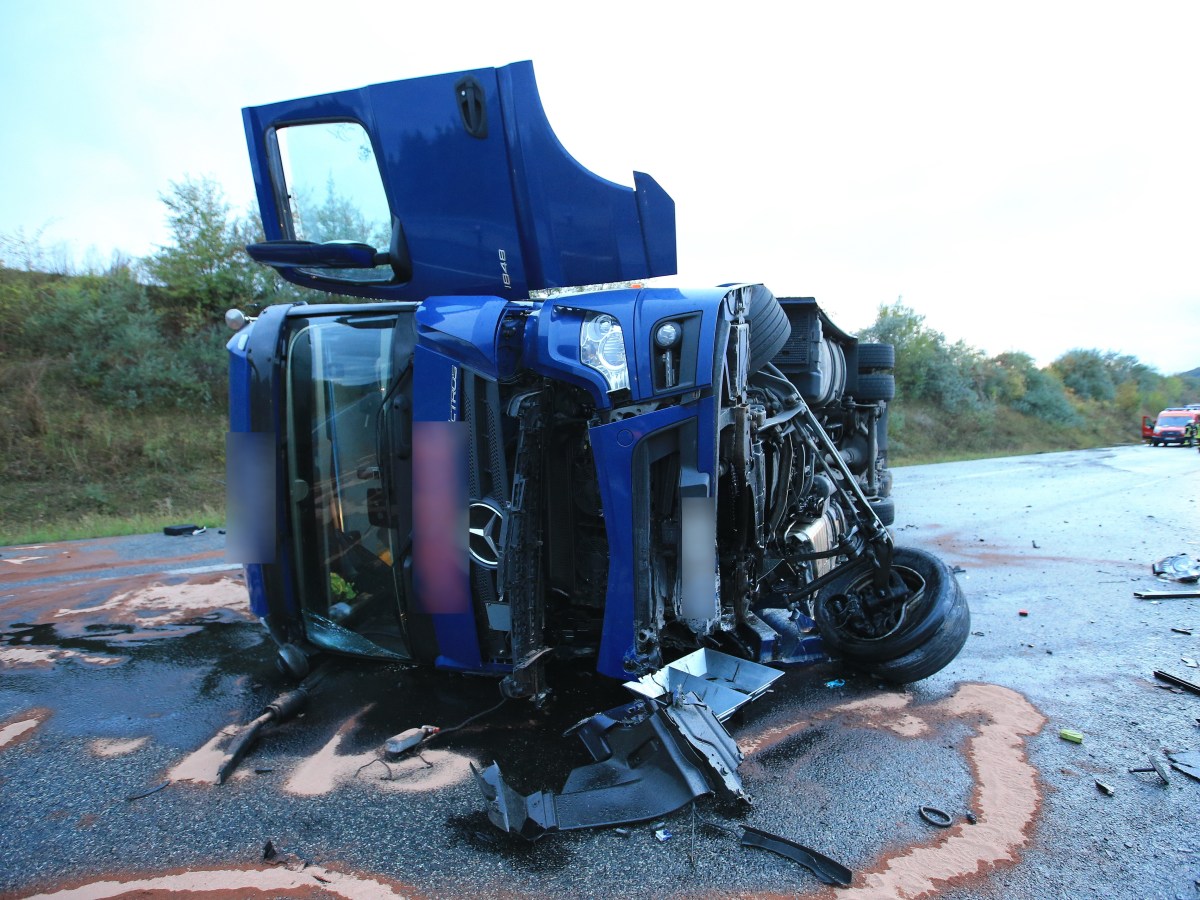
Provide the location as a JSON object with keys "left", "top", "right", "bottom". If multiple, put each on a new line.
{"left": 2, "top": 444, "right": 1199, "bottom": 899}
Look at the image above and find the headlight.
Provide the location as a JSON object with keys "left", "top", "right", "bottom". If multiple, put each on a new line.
{"left": 580, "top": 312, "right": 630, "bottom": 392}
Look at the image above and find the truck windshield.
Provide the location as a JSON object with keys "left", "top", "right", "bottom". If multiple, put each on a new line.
{"left": 1159, "top": 416, "right": 1191, "bottom": 427}
{"left": 284, "top": 314, "right": 409, "bottom": 659}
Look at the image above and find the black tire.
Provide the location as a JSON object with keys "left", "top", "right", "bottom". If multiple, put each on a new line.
{"left": 862, "top": 587, "right": 970, "bottom": 684}
{"left": 854, "top": 373, "right": 895, "bottom": 402}
{"left": 857, "top": 342, "right": 895, "bottom": 371}
{"left": 276, "top": 643, "right": 311, "bottom": 680}
{"left": 745, "top": 284, "right": 790, "bottom": 374}
{"left": 868, "top": 496, "right": 895, "bottom": 526}
{"left": 813, "top": 547, "right": 960, "bottom": 664}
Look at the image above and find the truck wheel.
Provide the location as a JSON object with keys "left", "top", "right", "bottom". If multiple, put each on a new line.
{"left": 854, "top": 373, "right": 896, "bottom": 402}
{"left": 813, "top": 547, "right": 961, "bottom": 664}
{"left": 860, "top": 588, "right": 970, "bottom": 684}
{"left": 857, "top": 342, "right": 895, "bottom": 371}
{"left": 745, "top": 285, "right": 791, "bottom": 374}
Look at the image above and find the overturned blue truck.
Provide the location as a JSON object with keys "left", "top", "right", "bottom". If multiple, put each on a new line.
{"left": 225, "top": 61, "right": 969, "bottom": 838}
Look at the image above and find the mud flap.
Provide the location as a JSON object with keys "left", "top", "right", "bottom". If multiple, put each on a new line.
{"left": 473, "top": 694, "right": 745, "bottom": 840}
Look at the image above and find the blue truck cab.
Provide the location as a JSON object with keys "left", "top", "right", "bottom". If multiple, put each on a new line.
{"left": 226, "top": 61, "right": 968, "bottom": 702}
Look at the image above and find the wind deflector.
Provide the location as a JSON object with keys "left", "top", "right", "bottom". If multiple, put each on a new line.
{"left": 242, "top": 61, "right": 677, "bottom": 302}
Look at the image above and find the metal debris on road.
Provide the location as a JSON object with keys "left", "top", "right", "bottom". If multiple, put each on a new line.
{"left": 1128, "top": 757, "right": 1171, "bottom": 785}
{"left": 1095, "top": 780, "right": 1115, "bottom": 796}
{"left": 124, "top": 781, "right": 170, "bottom": 802}
{"left": 1153, "top": 670, "right": 1200, "bottom": 697}
{"left": 1153, "top": 554, "right": 1200, "bottom": 584}
{"left": 1135, "top": 590, "right": 1200, "bottom": 600}
{"left": 218, "top": 687, "right": 311, "bottom": 784}
{"left": 740, "top": 826, "right": 853, "bottom": 887}
{"left": 1166, "top": 750, "right": 1200, "bottom": 781}
{"left": 1173, "top": 628, "right": 1194, "bottom": 635}
{"left": 474, "top": 692, "right": 748, "bottom": 840}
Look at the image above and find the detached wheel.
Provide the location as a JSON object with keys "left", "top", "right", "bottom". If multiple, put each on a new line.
{"left": 813, "top": 547, "right": 969, "bottom": 682}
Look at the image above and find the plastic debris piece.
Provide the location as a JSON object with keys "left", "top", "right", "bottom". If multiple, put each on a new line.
{"left": 740, "top": 826, "right": 853, "bottom": 887}
{"left": 1095, "top": 780, "right": 1114, "bottom": 796}
{"left": 965, "top": 811, "right": 978, "bottom": 824}
{"left": 654, "top": 828, "right": 673, "bottom": 842}
{"left": 1018, "top": 609, "right": 1029, "bottom": 617}
{"left": 384, "top": 725, "right": 440, "bottom": 757}
{"left": 824, "top": 679, "right": 845, "bottom": 689}
{"left": 919, "top": 806, "right": 952, "bottom": 827}
{"left": 1059, "top": 728, "right": 1084, "bottom": 744}
{"left": 613, "top": 827, "right": 631, "bottom": 837}
{"left": 1184, "top": 658, "right": 1199, "bottom": 669}
{"left": 1136, "top": 590, "right": 1200, "bottom": 600}
{"left": 1174, "top": 627, "right": 1194, "bottom": 635}
{"left": 163, "top": 524, "right": 201, "bottom": 536}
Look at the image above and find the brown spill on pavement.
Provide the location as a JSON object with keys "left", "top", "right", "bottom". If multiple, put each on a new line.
{"left": 914, "top": 525, "right": 1131, "bottom": 571}
{"left": 740, "top": 682, "right": 1046, "bottom": 900}
{"left": 49, "top": 574, "right": 253, "bottom": 635}
{"left": 0, "top": 537, "right": 223, "bottom": 585}
{"left": 17, "top": 864, "right": 424, "bottom": 899}
{"left": 2, "top": 570, "right": 253, "bottom": 649}
{"left": 164, "top": 704, "right": 474, "bottom": 795}
{"left": 89, "top": 737, "right": 149, "bottom": 757}
{"left": 284, "top": 703, "right": 474, "bottom": 797}
{"left": 167, "top": 724, "right": 246, "bottom": 785}
{"left": 0, "top": 707, "right": 50, "bottom": 752}
{"left": 0, "top": 646, "right": 129, "bottom": 669}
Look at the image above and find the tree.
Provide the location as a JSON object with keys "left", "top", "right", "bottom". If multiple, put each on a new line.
{"left": 142, "top": 176, "right": 272, "bottom": 331}
{"left": 1050, "top": 349, "right": 1117, "bottom": 402}
{"left": 860, "top": 301, "right": 980, "bottom": 410}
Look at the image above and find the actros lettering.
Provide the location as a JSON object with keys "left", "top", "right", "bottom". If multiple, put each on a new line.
{"left": 449, "top": 365, "right": 459, "bottom": 421}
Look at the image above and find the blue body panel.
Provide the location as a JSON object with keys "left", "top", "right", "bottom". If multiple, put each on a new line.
{"left": 242, "top": 62, "right": 675, "bottom": 302}
{"left": 589, "top": 397, "right": 718, "bottom": 678}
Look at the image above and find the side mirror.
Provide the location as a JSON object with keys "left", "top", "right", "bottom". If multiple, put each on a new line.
{"left": 246, "top": 240, "right": 386, "bottom": 270}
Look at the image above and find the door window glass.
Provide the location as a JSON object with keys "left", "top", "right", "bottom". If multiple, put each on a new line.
{"left": 276, "top": 121, "right": 392, "bottom": 282}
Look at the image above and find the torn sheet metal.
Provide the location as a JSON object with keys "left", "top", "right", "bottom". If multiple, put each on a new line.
{"left": 1153, "top": 554, "right": 1200, "bottom": 584}
{"left": 474, "top": 693, "right": 745, "bottom": 840}
{"left": 623, "top": 648, "right": 783, "bottom": 720}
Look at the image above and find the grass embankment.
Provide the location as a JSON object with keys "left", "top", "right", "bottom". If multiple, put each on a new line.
{"left": 886, "top": 401, "right": 1140, "bottom": 465}
{"left": 0, "top": 390, "right": 226, "bottom": 545}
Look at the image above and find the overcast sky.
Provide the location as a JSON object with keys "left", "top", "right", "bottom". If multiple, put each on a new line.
{"left": 2, "top": 1, "right": 1197, "bottom": 373}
